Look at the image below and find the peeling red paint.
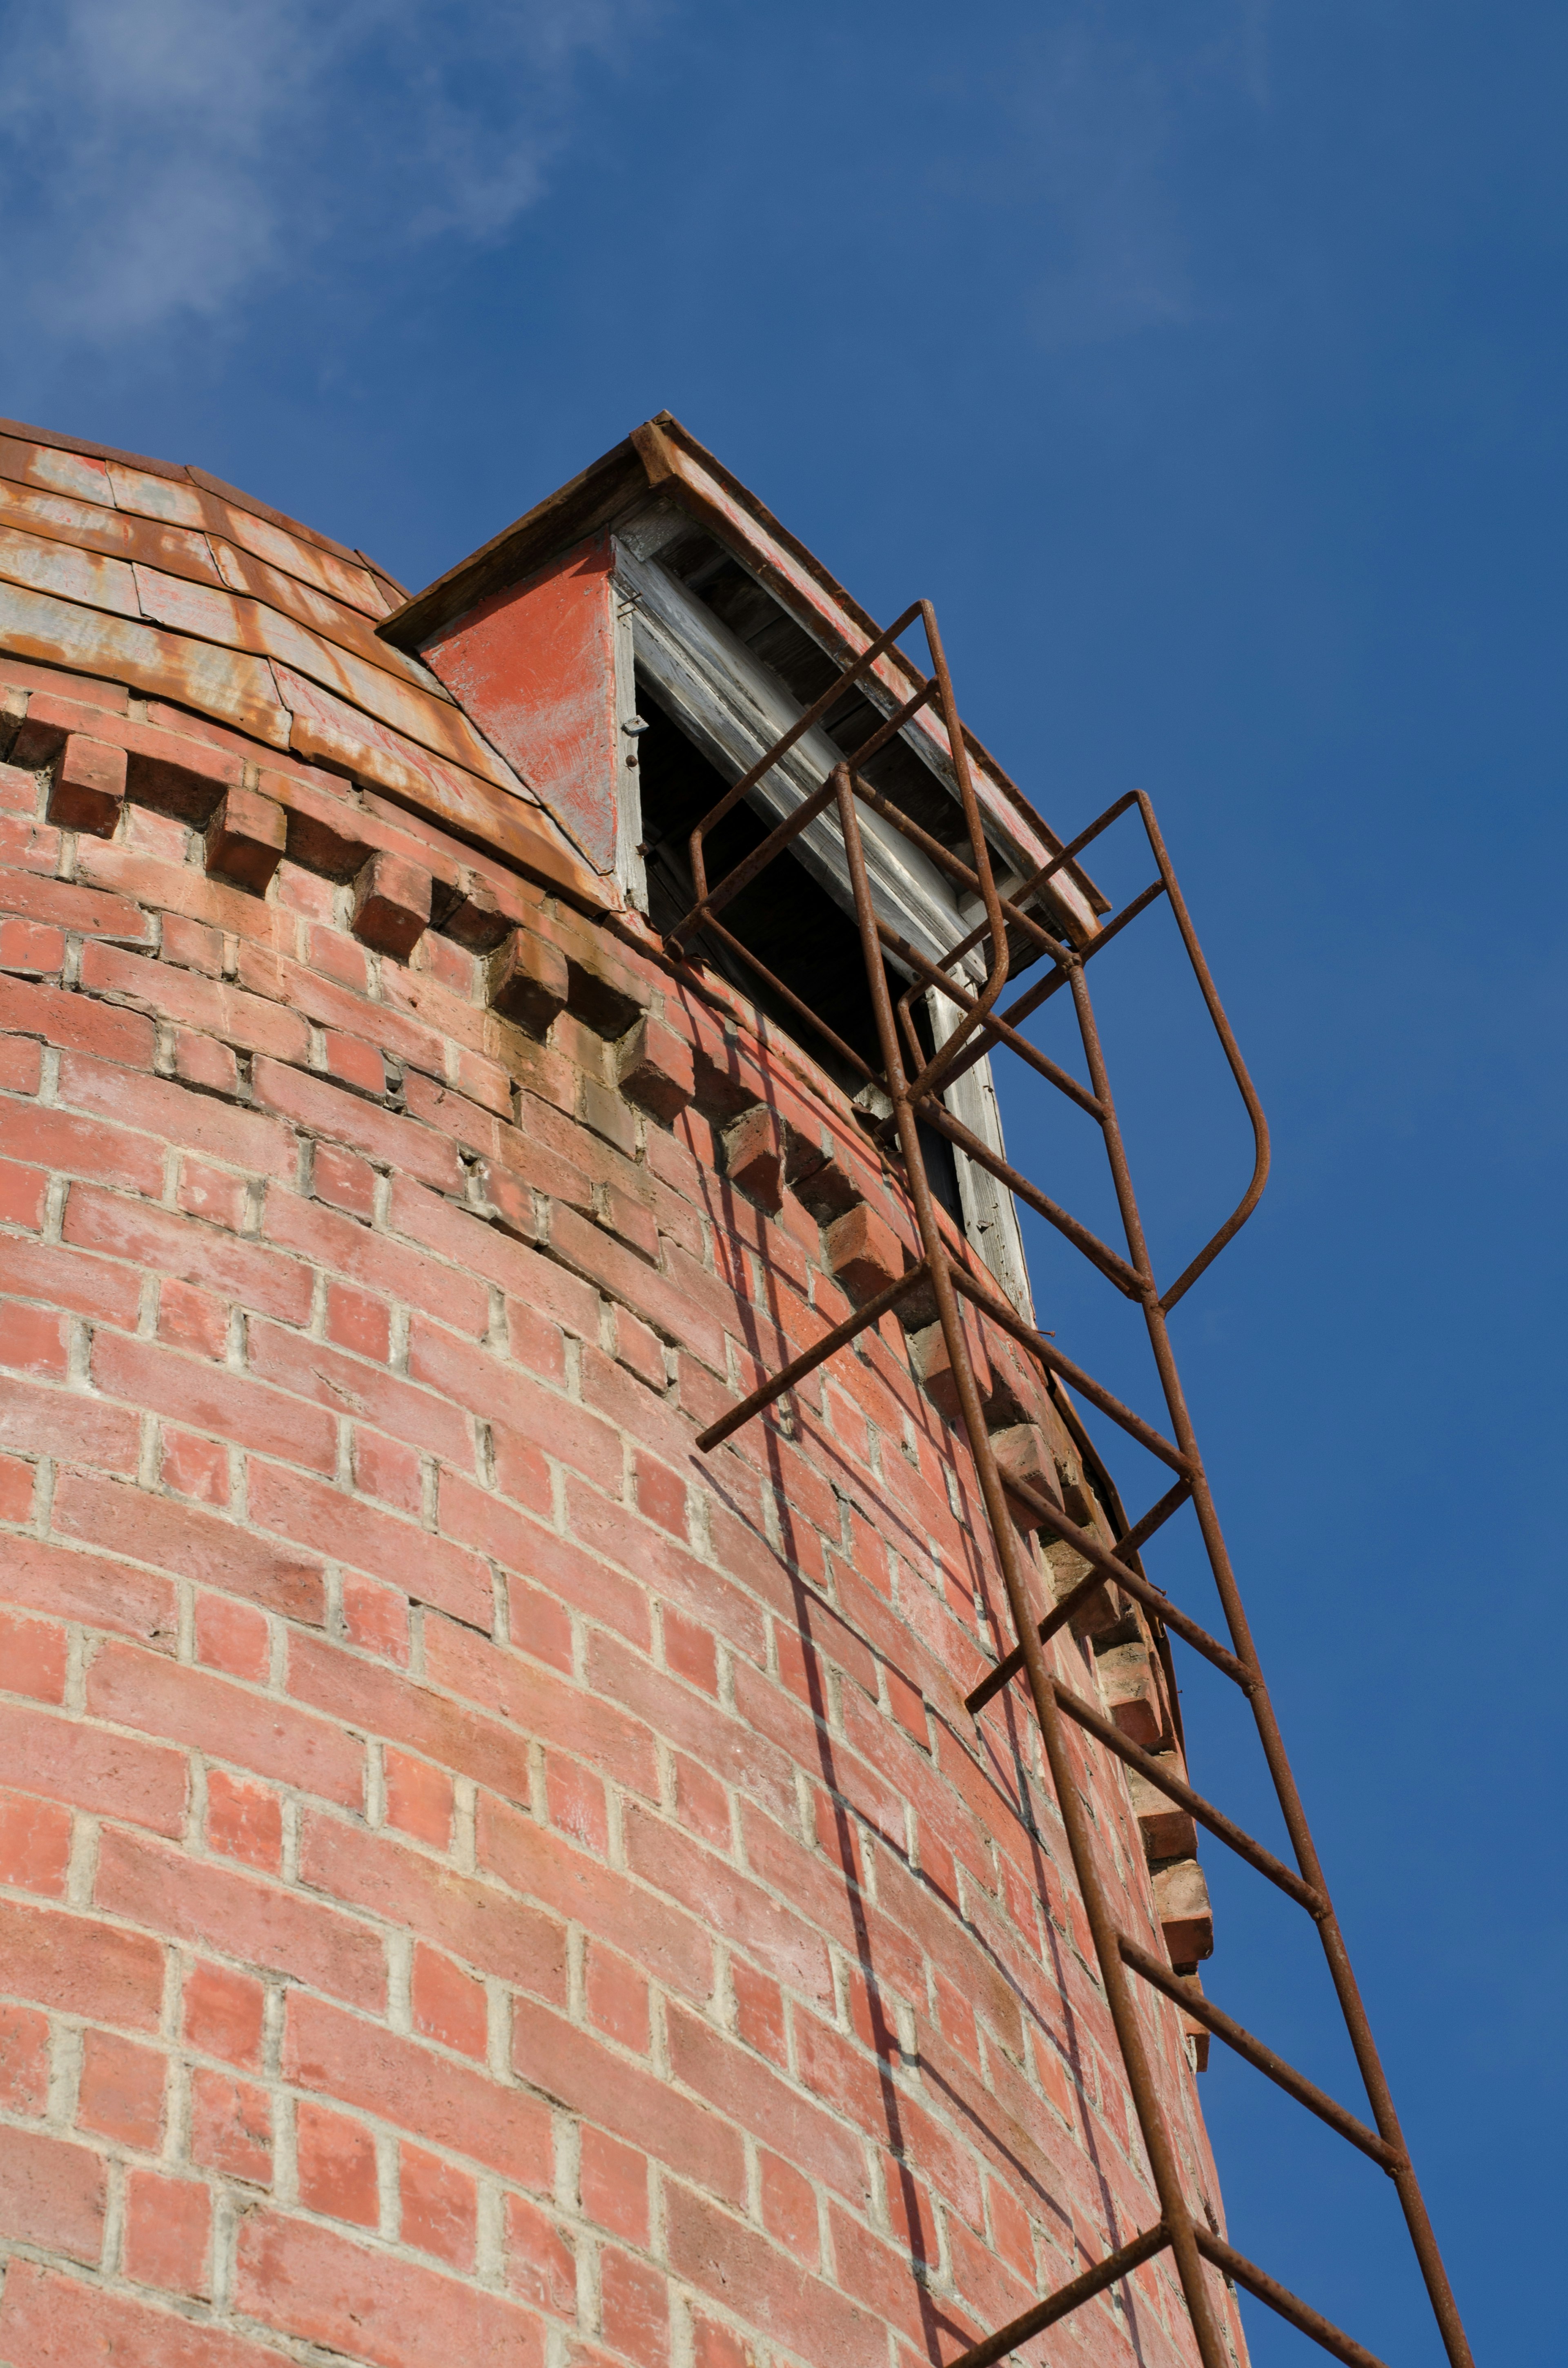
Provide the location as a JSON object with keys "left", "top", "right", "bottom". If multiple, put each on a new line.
{"left": 420, "top": 535, "right": 619, "bottom": 875}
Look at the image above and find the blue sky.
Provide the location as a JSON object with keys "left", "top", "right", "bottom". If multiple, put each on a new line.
{"left": 3, "top": 3, "right": 1564, "bottom": 2359}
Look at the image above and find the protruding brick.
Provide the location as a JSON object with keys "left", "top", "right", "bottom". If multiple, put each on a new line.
{"left": 617, "top": 1015, "right": 694, "bottom": 1125}
{"left": 486, "top": 927, "right": 568, "bottom": 1037}
{"left": 822, "top": 1202, "right": 903, "bottom": 1302}
{"left": 723, "top": 1104, "right": 784, "bottom": 1212}
{"left": 48, "top": 734, "right": 126, "bottom": 835}
{"left": 442, "top": 875, "right": 514, "bottom": 952}
{"left": 207, "top": 783, "right": 286, "bottom": 892}
{"left": 989, "top": 1423, "right": 1060, "bottom": 1527}
{"left": 351, "top": 849, "right": 432, "bottom": 960}
{"left": 1125, "top": 1757, "right": 1198, "bottom": 1862}
{"left": 1152, "top": 1857, "right": 1215, "bottom": 1969}
{"left": 1096, "top": 1639, "right": 1168, "bottom": 1751}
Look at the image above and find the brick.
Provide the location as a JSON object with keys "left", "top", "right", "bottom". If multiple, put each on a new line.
{"left": 0, "top": 1534, "right": 176, "bottom": 1655}
{"left": 666, "top": 2002, "right": 867, "bottom": 2205}
{"left": 1095, "top": 1641, "right": 1167, "bottom": 1751}
{"left": 2, "top": 1684, "right": 190, "bottom": 1831}
{"left": 206, "top": 1767, "right": 283, "bottom": 1872}
{"left": 823, "top": 1203, "right": 904, "bottom": 1302}
{"left": 0, "top": 1155, "right": 46, "bottom": 1228}
{"left": 77, "top": 2026, "right": 166, "bottom": 2149}
{"left": 313, "top": 1139, "right": 378, "bottom": 1219}
{"left": 163, "top": 1426, "right": 230, "bottom": 1503}
{"left": 325, "top": 1276, "right": 391, "bottom": 1359}
{"left": 722, "top": 1104, "right": 786, "bottom": 1213}
{"left": 234, "top": 2212, "right": 543, "bottom": 2368}
{"left": 1152, "top": 1856, "right": 1214, "bottom": 1969}
{"left": 286, "top": 1992, "right": 552, "bottom": 2188}
{"left": 352, "top": 849, "right": 431, "bottom": 959}
{"left": 268, "top": 1186, "right": 490, "bottom": 1336}
{"left": 385, "top": 1747, "right": 454, "bottom": 1848}
{"left": 0, "top": 2263, "right": 286, "bottom": 2368}
{"left": 183, "top": 1958, "right": 266, "bottom": 2069}
{"left": 246, "top": 1319, "right": 470, "bottom": 1465}
{"left": 0, "top": 1448, "right": 36, "bottom": 1523}
{"left": 299, "top": 1811, "right": 565, "bottom": 1998}
{"left": 759, "top": 2150, "right": 818, "bottom": 2263}
{"left": 321, "top": 1026, "right": 386, "bottom": 1094}
{"left": 579, "top": 2125, "right": 649, "bottom": 2245}
{"left": 172, "top": 1028, "right": 241, "bottom": 1095}
{"left": 0, "top": 863, "right": 149, "bottom": 943}
{"left": 87, "top": 1640, "right": 361, "bottom": 1810}
{"left": 402, "top": 2142, "right": 478, "bottom": 2269}
{"left": 0, "top": 914, "right": 63, "bottom": 972}
{"left": 0, "top": 1097, "right": 163, "bottom": 1200}
{"left": 125, "top": 2168, "right": 212, "bottom": 2296}
{"left": 207, "top": 782, "right": 285, "bottom": 891}
{"left": 510, "top": 1993, "right": 744, "bottom": 2205}
{"left": 665, "top": 2183, "right": 886, "bottom": 2368}
{"left": 352, "top": 1432, "right": 418, "bottom": 1519}
{"left": 487, "top": 926, "right": 568, "bottom": 1035}
{"left": 617, "top": 1015, "right": 693, "bottom": 1125}
{"left": 251, "top": 1461, "right": 490, "bottom": 1630}
{"left": 0, "top": 1891, "right": 164, "bottom": 2026}
{"left": 60, "top": 1047, "right": 295, "bottom": 1177}
{"left": 297, "top": 2098, "right": 379, "bottom": 2226}
{"left": 585, "top": 1944, "right": 650, "bottom": 2054}
{"left": 600, "top": 2245, "right": 668, "bottom": 2366}
{"left": 0, "top": 2125, "right": 107, "bottom": 2261}
{"left": 412, "top": 1942, "right": 487, "bottom": 2058}
{"left": 0, "top": 1787, "right": 71, "bottom": 1895}
{"left": 192, "top": 1596, "right": 269, "bottom": 1686}
{"left": 48, "top": 730, "right": 126, "bottom": 833}
{"left": 0, "top": 2000, "right": 48, "bottom": 2113}
{"left": 252, "top": 1055, "right": 462, "bottom": 1194}
{"left": 1126, "top": 1758, "right": 1198, "bottom": 1862}
{"left": 51, "top": 1468, "right": 324, "bottom": 1625}
{"left": 0, "top": 1303, "right": 67, "bottom": 1376}
{"left": 189, "top": 2064, "right": 272, "bottom": 2183}
{"left": 96, "top": 1828, "right": 384, "bottom": 2009}
{"left": 158, "top": 1275, "right": 227, "bottom": 1358}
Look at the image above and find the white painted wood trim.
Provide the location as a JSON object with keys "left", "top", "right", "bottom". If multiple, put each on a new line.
{"left": 927, "top": 989, "right": 1035, "bottom": 1320}
{"left": 617, "top": 542, "right": 983, "bottom": 981}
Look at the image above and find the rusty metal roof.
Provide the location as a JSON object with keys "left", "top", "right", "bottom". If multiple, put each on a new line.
{"left": 0, "top": 409, "right": 1102, "bottom": 925}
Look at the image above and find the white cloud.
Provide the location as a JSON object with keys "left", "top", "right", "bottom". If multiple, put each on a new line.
{"left": 0, "top": 0, "right": 655, "bottom": 341}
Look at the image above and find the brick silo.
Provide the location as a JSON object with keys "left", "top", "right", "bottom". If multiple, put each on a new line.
{"left": 0, "top": 409, "right": 1468, "bottom": 2368}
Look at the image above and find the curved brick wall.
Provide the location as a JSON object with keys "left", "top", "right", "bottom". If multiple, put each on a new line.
{"left": 0, "top": 622, "right": 1241, "bottom": 2357}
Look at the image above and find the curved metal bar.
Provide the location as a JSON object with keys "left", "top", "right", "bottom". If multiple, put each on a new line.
{"left": 1132, "top": 793, "right": 1272, "bottom": 1310}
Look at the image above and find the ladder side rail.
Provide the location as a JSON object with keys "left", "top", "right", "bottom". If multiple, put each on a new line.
{"left": 1066, "top": 950, "right": 1476, "bottom": 2368}
{"left": 832, "top": 768, "right": 1238, "bottom": 2368}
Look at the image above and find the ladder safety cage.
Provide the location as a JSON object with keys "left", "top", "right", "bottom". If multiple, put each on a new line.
{"left": 666, "top": 601, "right": 1474, "bottom": 2368}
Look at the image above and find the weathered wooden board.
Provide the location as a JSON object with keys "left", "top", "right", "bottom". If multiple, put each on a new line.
{"left": 420, "top": 536, "right": 621, "bottom": 876}
{"left": 619, "top": 541, "right": 974, "bottom": 976}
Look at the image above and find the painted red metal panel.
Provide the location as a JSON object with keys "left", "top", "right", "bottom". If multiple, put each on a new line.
{"left": 419, "top": 534, "right": 618, "bottom": 874}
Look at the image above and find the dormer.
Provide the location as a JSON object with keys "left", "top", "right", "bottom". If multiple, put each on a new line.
{"left": 380, "top": 415, "right": 1107, "bottom": 1314}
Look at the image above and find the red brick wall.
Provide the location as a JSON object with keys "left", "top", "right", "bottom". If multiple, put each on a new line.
{"left": 0, "top": 655, "right": 1242, "bottom": 2368}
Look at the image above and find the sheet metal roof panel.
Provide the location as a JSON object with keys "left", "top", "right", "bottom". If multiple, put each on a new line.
{"left": 0, "top": 579, "right": 291, "bottom": 747}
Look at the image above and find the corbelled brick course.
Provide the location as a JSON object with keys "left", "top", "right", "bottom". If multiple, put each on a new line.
{"left": 0, "top": 621, "right": 1232, "bottom": 2368}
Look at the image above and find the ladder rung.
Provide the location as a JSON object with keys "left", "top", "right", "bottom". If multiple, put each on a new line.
{"left": 1052, "top": 1680, "right": 1327, "bottom": 1916}
{"left": 1118, "top": 1937, "right": 1403, "bottom": 2172}
{"left": 941, "top": 2221, "right": 1169, "bottom": 2368}
{"left": 947, "top": 1263, "right": 1191, "bottom": 1472}
{"left": 969, "top": 1469, "right": 1252, "bottom": 1702}
{"left": 965, "top": 1476, "right": 1194, "bottom": 1715}
{"left": 1193, "top": 2227, "right": 1391, "bottom": 2368}
{"left": 695, "top": 1262, "right": 929, "bottom": 1451}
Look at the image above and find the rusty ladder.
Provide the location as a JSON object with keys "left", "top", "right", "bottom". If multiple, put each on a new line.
{"left": 664, "top": 602, "right": 1474, "bottom": 2368}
